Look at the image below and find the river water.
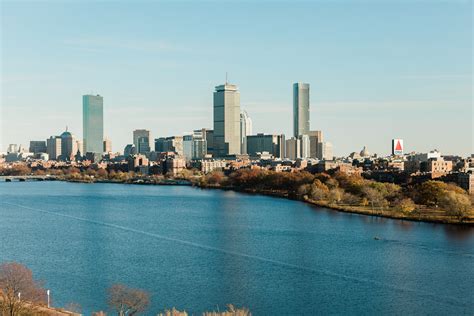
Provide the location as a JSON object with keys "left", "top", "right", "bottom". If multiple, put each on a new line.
{"left": 0, "top": 182, "right": 473, "bottom": 315}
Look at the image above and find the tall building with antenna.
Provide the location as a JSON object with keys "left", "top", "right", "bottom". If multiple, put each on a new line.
{"left": 83, "top": 94, "right": 104, "bottom": 154}
{"left": 213, "top": 79, "right": 241, "bottom": 157}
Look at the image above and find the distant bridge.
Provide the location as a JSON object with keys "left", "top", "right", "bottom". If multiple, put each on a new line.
{"left": 0, "top": 175, "right": 58, "bottom": 182}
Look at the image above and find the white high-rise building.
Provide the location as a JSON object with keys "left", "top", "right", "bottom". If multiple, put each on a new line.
{"left": 317, "top": 142, "right": 333, "bottom": 161}
{"left": 213, "top": 83, "right": 241, "bottom": 157}
{"left": 299, "top": 134, "right": 310, "bottom": 159}
{"left": 285, "top": 137, "right": 301, "bottom": 160}
{"left": 83, "top": 94, "right": 104, "bottom": 154}
{"left": 7, "top": 144, "right": 18, "bottom": 153}
{"left": 240, "top": 110, "right": 252, "bottom": 155}
{"left": 293, "top": 83, "right": 310, "bottom": 137}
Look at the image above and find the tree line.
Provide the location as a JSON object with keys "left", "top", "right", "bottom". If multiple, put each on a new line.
{"left": 199, "top": 169, "right": 473, "bottom": 220}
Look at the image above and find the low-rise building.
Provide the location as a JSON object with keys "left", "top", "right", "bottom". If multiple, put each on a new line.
{"left": 458, "top": 173, "right": 474, "bottom": 194}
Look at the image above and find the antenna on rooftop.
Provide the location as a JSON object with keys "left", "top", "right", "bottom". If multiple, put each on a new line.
{"left": 225, "top": 72, "right": 228, "bottom": 84}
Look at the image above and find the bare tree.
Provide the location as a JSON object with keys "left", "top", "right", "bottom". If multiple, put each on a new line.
{"left": 0, "top": 262, "right": 47, "bottom": 316}
{"left": 107, "top": 284, "right": 150, "bottom": 316}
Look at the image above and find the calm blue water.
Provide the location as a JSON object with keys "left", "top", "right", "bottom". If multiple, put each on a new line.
{"left": 0, "top": 182, "right": 473, "bottom": 315}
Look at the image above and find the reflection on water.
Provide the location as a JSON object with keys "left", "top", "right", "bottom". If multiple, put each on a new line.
{"left": 0, "top": 182, "right": 473, "bottom": 315}
{"left": 443, "top": 224, "right": 474, "bottom": 241}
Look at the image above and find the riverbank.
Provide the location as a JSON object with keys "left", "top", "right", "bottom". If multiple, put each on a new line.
{"left": 2, "top": 173, "right": 473, "bottom": 225}
{"left": 197, "top": 184, "right": 474, "bottom": 226}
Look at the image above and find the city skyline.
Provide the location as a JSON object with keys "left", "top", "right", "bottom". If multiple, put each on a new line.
{"left": 1, "top": 1, "right": 472, "bottom": 156}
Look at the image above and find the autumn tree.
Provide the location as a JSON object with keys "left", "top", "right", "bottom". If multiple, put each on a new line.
{"left": 308, "top": 179, "right": 329, "bottom": 201}
{"left": 107, "top": 284, "right": 150, "bottom": 316}
{"left": 96, "top": 168, "right": 109, "bottom": 178}
{"left": 0, "top": 262, "right": 47, "bottom": 316}
{"left": 202, "top": 305, "right": 251, "bottom": 316}
{"left": 362, "top": 187, "right": 388, "bottom": 209}
{"left": 439, "top": 191, "right": 472, "bottom": 219}
{"left": 394, "top": 198, "right": 416, "bottom": 214}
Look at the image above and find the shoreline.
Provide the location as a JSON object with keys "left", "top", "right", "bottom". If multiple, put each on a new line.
{"left": 197, "top": 185, "right": 474, "bottom": 226}
{"left": 5, "top": 177, "right": 472, "bottom": 226}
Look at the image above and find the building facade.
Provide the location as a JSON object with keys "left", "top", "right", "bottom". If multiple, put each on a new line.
{"left": 240, "top": 110, "right": 252, "bottom": 155}
{"left": 308, "top": 130, "right": 323, "bottom": 158}
{"left": 317, "top": 142, "right": 333, "bottom": 161}
{"left": 246, "top": 134, "right": 285, "bottom": 158}
{"left": 103, "top": 138, "right": 112, "bottom": 153}
{"left": 299, "top": 134, "right": 310, "bottom": 159}
{"left": 83, "top": 94, "right": 104, "bottom": 154}
{"left": 29, "top": 141, "right": 47, "bottom": 154}
{"left": 293, "top": 83, "right": 310, "bottom": 137}
{"left": 213, "top": 83, "right": 241, "bottom": 157}
{"left": 46, "top": 136, "right": 61, "bottom": 160}
{"left": 60, "top": 129, "right": 75, "bottom": 161}
{"left": 285, "top": 137, "right": 301, "bottom": 160}
{"left": 133, "top": 130, "right": 151, "bottom": 154}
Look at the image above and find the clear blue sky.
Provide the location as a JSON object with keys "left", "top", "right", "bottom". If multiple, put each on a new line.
{"left": 1, "top": 0, "right": 472, "bottom": 156}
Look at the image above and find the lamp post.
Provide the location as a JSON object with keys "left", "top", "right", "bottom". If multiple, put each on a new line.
{"left": 46, "top": 290, "right": 50, "bottom": 308}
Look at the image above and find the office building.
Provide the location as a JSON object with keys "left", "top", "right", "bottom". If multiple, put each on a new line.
{"left": 83, "top": 94, "right": 104, "bottom": 154}
{"left": 286, "top": 137, "right": 301, "bottom": 160}
{"left": 317, "top": 142, "right": 333, "bottom": 161}
{"left": 7, "top": 144, "right": 18, "bottom": 153}
{"left": 133, "top": 130, "right": 151, "bottom": 154}
{"left": 293, "top": 83, "right": 310, "bottom": 137}
{"left": 137, "top": 136, "right": 151, "bottom": 155}
{"left": 154, "top": 137, "right": 166, "bottom": 152}
{"left": 29, "top": 141, "right": 47, "bottom": 154}
{"left": 154, "top": 136, "right": 183, "bottom": 156}
{"left": 60, "top": 128, "right": 75, "bottom": 161}
{"left": 46, "top": 136, "right": 61, "bottom": 160}
{"left": 183, "top": 130, "right": 207, "bottom": 161}
{"left": 205, "top": 130, "right": 214, "bottom": 156}
{"left": 246, "top": 134, "right": 285, "bottom": 158}
{"left": 308, "top": 130, "right": 323, "bottom": 158}
{"left": 240, "top": 110, "right": 252, "bottom": 154}
{"left": 299, "top": 134, "right": 310, "bottom": 159}
{"left": 103, "top": 138, "right": 112, "bottom": 153}
{"left": 213, "top": 83, "right": 241, "bottom": 157}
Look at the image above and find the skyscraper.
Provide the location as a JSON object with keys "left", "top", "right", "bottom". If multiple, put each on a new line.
{"left": 299, "top": 134, "right": 310, "bottom": 159}
{"left": 293, "top": 83, "right": 310, "bottom": 137}
{"left": 46, "top": 136, "right": 61, "bottom": 160}
{"left": 285, "top": 137, "right": 301, "bottom": 160}
{"left": 133, "top": 130, "right": 150, "bottom": 154}
{"left": 60, "top": 128, "right": 75, "bottom": 161}
{"left": 83, "top": 94, "right": 104, "bottom": 153}
{"left": 308, "top": 130, "right": 323, "bottom": 158}
{"left": 240, "top": 110, "right": 252, "bottom": 155}
{"left": 213, "top": 83, "right": 241, "bottom": 157}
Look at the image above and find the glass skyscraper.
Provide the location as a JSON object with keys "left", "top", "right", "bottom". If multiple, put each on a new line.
{"left": 293, "top": 83, "right": 310, "bottom": 137}
{"left": 83, "top": 94, "right": 104, "bottom": 154}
